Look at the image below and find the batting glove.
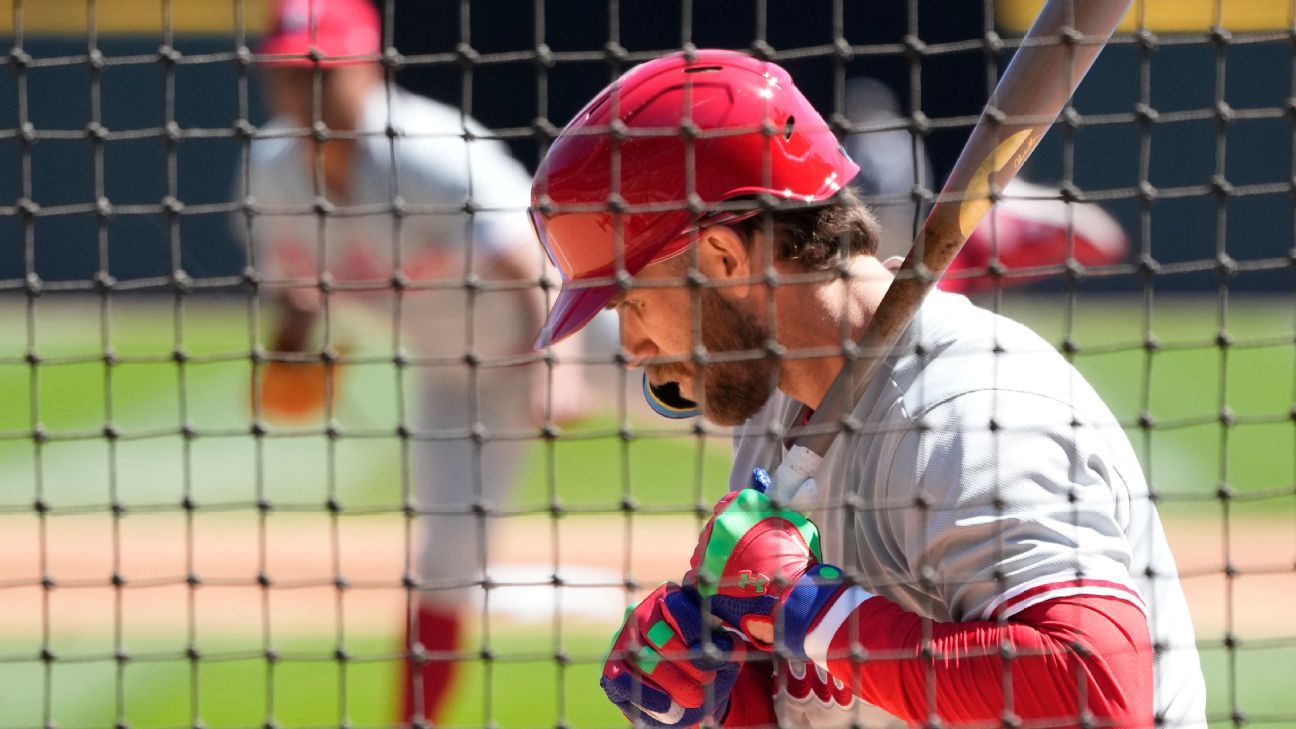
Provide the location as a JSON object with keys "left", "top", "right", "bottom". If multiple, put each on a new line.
{"left": 601, "top": 583, "right": 745, "bottom": 728}
{"left": 684, "top": 469, "right": 854, "bottom": 661}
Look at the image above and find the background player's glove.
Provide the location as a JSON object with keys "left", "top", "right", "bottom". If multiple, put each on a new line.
{"left": 601, "top": 583, "right": 744, "bottom": 728}
{"left": 684, "top": 469, "right": 857, "bottom": 660}
{"left": 253, "top": 357, "right": 343, "bottom": 421}
{"left": 252, "top": 285, "right": 341, "bottom": 423}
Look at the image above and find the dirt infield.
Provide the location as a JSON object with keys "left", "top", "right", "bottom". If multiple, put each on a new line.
{"left": 0, "top": 511, "right": 1292, "bottom": 640}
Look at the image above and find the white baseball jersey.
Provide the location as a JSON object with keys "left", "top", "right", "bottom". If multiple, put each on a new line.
{"left": 245, "top": 83, "right": 538, "bottom": 358}
{"left": 732, "top": 289, "right": 1206, "bottom": 728}
{"left": 243, "top": 83, "right": 541, "bottom": 602}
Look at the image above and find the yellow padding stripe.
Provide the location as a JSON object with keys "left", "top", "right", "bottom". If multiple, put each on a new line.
{"left": 0, "top": 0, "right": 272, "bottom": 35}
{"left": 996, "top": 0, "right": 1293, "bottom": 34}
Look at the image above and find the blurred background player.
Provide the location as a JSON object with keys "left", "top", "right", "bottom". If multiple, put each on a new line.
{"left": 842, "top": 76, "right": 1129, "bottom": 294}
{"left": 242, "top": 0, "right": 589, "bottom": 723}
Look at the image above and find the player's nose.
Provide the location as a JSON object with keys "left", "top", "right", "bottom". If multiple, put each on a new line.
{"left": 618, "top": 320, "right": 657, "bottom": 368}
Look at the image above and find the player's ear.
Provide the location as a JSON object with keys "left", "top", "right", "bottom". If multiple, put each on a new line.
{"left": 695, "top": 225, "right": 752, "bottom": 299}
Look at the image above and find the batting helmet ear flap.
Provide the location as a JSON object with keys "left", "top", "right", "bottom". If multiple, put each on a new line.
{"left": 643, "top": 373, "right": 701, "bottom": 419}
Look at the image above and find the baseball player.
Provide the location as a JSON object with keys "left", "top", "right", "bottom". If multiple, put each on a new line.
{"left": 244, "top": 0, "right": 588, "bottom": 723}
{"left": 841, "top": 77, "right": 1129, "bottom": 292}
{"left": 529, "top": 50, "right": 1206, "bottom": 728}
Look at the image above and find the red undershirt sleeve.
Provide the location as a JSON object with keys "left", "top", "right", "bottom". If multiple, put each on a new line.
{"left": 817, "top": 594, "right": 1152, "bottom": 727}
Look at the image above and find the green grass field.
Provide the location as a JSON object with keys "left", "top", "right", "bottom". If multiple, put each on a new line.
{"left": 2, "top": 627, "right": 1293, "bottom": 728}
{"left": 0, "top": 292, "right": 1293, "bottom": 728}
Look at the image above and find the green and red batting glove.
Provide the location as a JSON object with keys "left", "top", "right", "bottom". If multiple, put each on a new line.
{"left": 685, "top": 469, "right": 859, "bottom": 661}
{"left": 601, "top": 583, "right": 745, "bottom": 728}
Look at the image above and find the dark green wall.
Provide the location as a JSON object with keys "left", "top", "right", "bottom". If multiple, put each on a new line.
{"left": 0, "top": 37, "right": 266, "bottom": 286}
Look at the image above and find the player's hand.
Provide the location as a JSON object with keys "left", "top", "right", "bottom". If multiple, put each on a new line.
{"left": 684, "top": 469, "right": 855, "bottom": 663}
{"left": 602, "top": 583, "right": 744, "bottom": 728}
{"left": 682, "top": 469, "right": 825, "bottom": 648}
{"left": 253, "top": 287, "right": 337, "bottom": 422}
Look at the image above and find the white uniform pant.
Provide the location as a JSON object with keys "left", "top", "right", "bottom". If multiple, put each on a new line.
{"left": 411, "top": 357, "right": 534, "bottom": 609}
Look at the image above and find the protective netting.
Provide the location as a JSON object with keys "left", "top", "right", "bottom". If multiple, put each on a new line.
{"left": 1, "top": 1, "right": 1294, "bottom": 728}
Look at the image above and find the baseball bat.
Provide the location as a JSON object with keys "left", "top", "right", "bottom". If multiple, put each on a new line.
{"left": 769, "top": 0, "right": 1133, "bottom": 502}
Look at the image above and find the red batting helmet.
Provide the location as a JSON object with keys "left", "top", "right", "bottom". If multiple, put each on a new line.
{"left": 260, "top": 0, "right": 381, "bottom": 66}
{"left": 530, "top": 49, "right": 860, "bottom": 349}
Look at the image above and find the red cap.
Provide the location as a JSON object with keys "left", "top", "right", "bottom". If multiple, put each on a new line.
{"left": 530, "top": 50, "right": 859, "bottom": 349}
{"left": 260, "top": 0, "right": 381, "bottom": 66}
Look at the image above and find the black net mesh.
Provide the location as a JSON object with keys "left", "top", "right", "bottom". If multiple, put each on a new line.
{"left": 1, "top": 1, "right": 1293, "bottom": 728}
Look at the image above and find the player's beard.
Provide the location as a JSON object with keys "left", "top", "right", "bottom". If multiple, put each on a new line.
{"left": 697, "top": 288, "right": 776, "bottom": 426}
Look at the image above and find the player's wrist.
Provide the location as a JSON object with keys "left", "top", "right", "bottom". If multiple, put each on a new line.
{"left": 776, "top": 564, "right": 855, "bottom": 662}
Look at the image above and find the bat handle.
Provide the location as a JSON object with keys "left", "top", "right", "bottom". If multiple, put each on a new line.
{"left": 768, "top": 445, "right": 823, "bottom": 507}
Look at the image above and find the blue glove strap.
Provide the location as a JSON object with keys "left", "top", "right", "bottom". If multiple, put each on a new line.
{"left": 602, "top": 672, "right": 694, "bottom": 728}
{"left": 601, "top": 587, "right": 742, "bottom": 728}
{"left": 666, "top": 587, "right": 740, "bottom": 662}
{"left": 707, "top": 593, "right": 778, "bottom": 638}
{"left": 602, "top": 668, "right": 740, "bottom": 729}
{"left": 778, "top": 564, "right": 846, "bottom": 662}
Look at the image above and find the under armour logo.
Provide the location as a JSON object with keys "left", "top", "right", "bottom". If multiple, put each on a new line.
{"left": 737, "top": 570, "right": 768, "bottom": 594}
